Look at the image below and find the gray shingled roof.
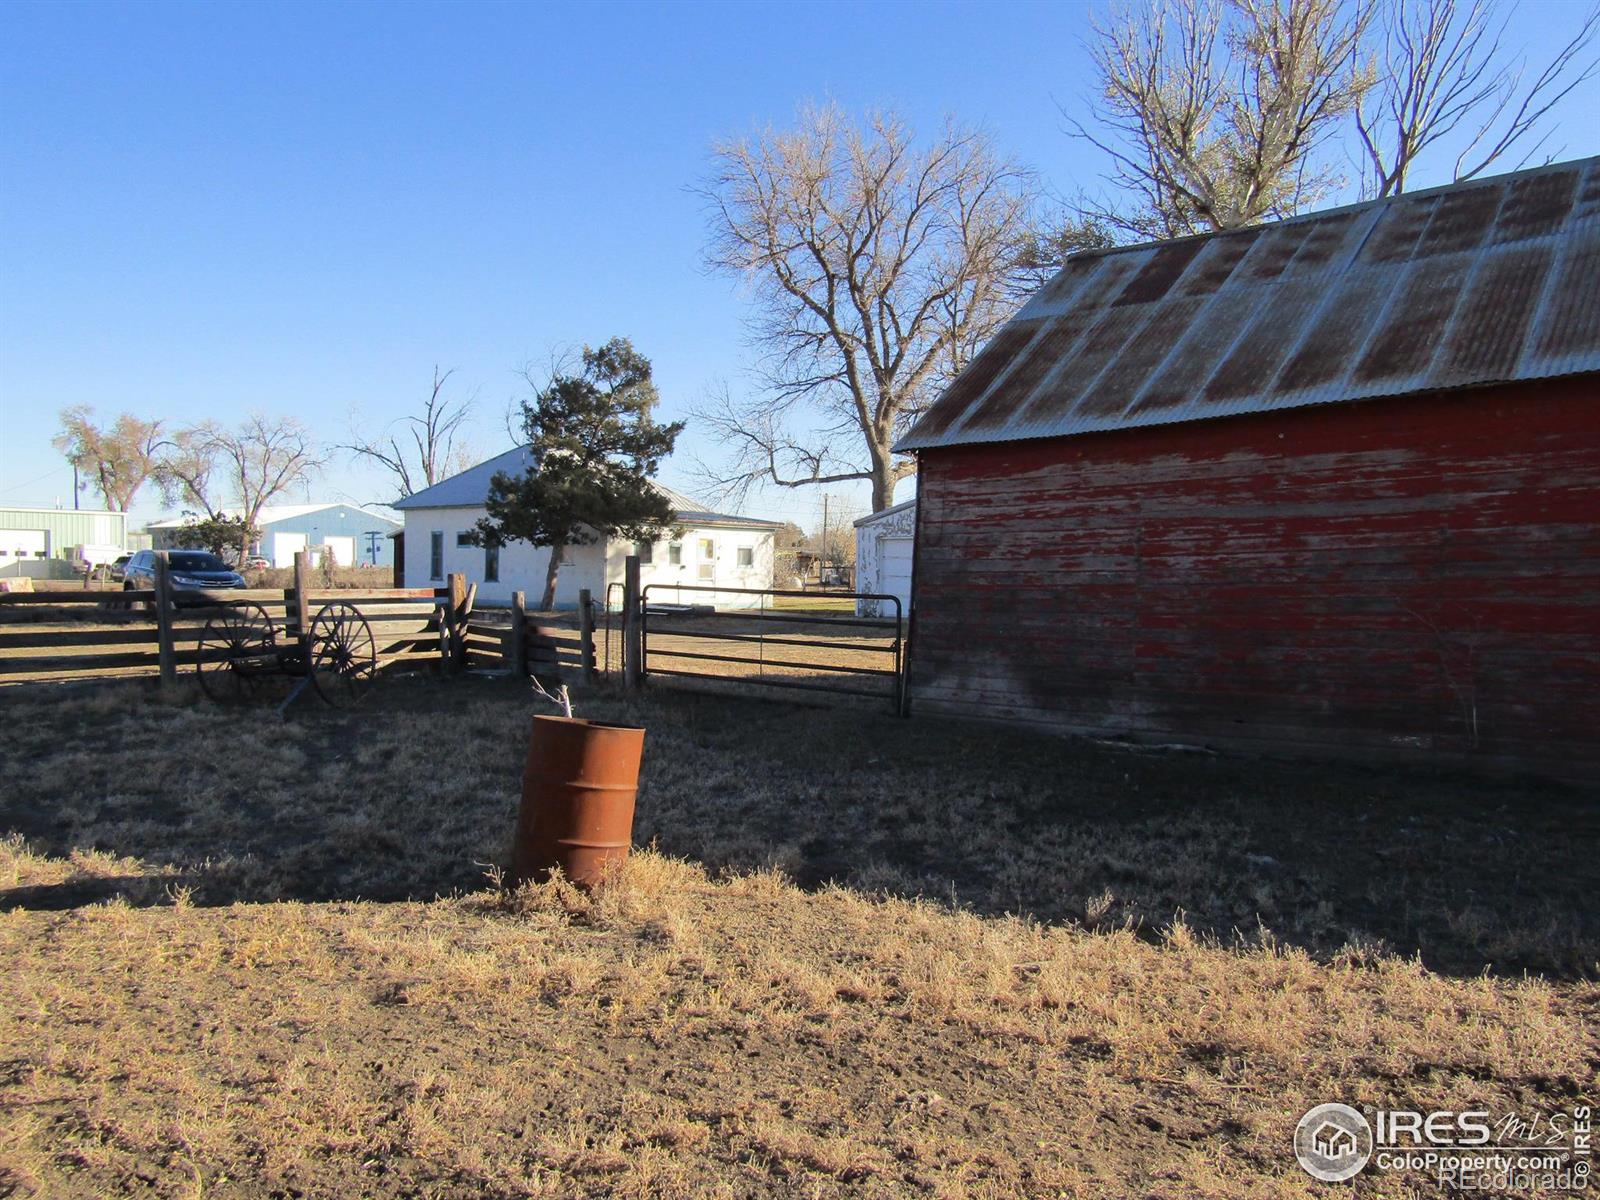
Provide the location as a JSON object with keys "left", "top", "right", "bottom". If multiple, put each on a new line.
{"left": 392, "top": 446, "right": 781, "bottom": 528}
{"left": 897, "top": 156, "right": 1600, "bottom": 453}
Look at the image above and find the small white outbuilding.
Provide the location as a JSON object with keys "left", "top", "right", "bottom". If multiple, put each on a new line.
{"left": 853, "top": 498, "right": 915, "bottom": 620}
{"left": 392, "top": 446, "right": 783, "bottom": 609}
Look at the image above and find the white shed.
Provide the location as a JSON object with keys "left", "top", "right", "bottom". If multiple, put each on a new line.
{"left": 392, "top": 446, "right": 783, "bottom": 610}
{"left": 854, "top": 499, "right": 916, "bottom": 620}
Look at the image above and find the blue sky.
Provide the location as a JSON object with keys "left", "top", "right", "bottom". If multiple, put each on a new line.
{"left": 3, "top": 0, "right": 1598, "bottom": 532}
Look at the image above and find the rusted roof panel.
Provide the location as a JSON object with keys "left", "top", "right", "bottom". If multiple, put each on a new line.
{"left": 896, "top": 157, "right": 1600, "bottom": 453}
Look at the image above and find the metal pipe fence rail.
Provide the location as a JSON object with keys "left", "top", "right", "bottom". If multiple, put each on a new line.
{"left": 639, "top": 583, "right": 905, "bottom": 714}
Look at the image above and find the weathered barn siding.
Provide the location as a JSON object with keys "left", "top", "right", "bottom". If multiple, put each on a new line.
{"left": 907, "top": 377, "right": 1600, "bottom": 776}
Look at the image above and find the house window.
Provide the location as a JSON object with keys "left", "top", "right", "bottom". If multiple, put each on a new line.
{"left": 456, "top": 531, "right": 474, "bottom": 547}
{"left": 736, "top": 546, "right": 754, "bottom": 568}
{"left": 429, "top": 531, "right": 443, "bottom": 580}
{"left": 636, "top": 540, "right": 654, "bottom": 564}
{"left": 484, "top": 545, "right": 499, "bottom": 583}
{"left": 668, "top": 541, "right": 682, "bottom": 565}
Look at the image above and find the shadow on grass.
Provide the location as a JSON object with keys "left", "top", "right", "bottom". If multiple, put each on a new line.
{"left": 1, "top": 673, "right": 1596, "bottom": 979}
{"left": 0, "top": 874, "right": 169, "bottom": 912}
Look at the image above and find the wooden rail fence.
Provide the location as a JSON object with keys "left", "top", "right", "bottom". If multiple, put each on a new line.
{"left": 459, "top": 589, "right": 594, "bottom": 680}
{"left": 0, "top": 552, "right": 600, "bottom": 690}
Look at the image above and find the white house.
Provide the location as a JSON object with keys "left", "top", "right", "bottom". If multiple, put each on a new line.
{"left": 149, "top": 503, "right": 401, "bottom": 568}
{"left": 854, "top": 498, "right": 915, "bottom": 620}
{"left": 392, "top": 446, "right": 783, "bottom": 609}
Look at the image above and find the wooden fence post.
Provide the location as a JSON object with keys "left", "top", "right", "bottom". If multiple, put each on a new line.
{"left": 290, "top": 550, "right": 312, "bottom": 641}
{"left": 578, "top": 588, "right": 596, "bottom": 681}
{"left": 510, "top": 590, "right": 528, "bottom": 676}
{"left": 446, "top": 573, "right": 468, "bottom": 672}
{"left": 622, "top": 554, "right": 642, "bottom": 691}
{"left": 153, "top": 551, "right": 177, "bottom": 686}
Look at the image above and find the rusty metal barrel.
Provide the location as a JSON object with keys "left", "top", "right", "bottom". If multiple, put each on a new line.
{"left": 511, "top": 715, "right": 645, "bottom": 887}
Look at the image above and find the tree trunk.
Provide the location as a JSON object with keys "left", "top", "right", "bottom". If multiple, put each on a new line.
{"left": 239, "top": 507, "right": 258, "bottom": 570}
{"left": 870, "top": 457, "right": 896, "bottom": 513}
{"left": 540, "top": 542, "right": 563, "bottom": 612}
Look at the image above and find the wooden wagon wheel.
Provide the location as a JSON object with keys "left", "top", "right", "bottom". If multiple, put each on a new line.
{"left": 307, "top": 601, "right": 377, "bottom": 707}
{"left": 195, "top": 602, "right": 278, "bottom": 704}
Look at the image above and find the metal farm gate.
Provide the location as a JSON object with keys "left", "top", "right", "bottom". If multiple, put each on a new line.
{"left": 634, "top": 584, "right": 906, "bottom": 714}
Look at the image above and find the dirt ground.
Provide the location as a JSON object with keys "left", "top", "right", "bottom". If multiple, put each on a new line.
{"left": 1, "top": 675, "right": 1596, "bottom": 1197}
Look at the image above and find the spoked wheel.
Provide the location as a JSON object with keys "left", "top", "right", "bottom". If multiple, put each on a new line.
{"left": 307, "top": 602, "right": 377, "bottom": 707}
{"left": 196, "top": 603, "right": 278, "bottom": 704}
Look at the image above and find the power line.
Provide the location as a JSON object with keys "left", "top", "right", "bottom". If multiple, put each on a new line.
{"left": 0, "top": 463, "right": 74, "bottom": 497}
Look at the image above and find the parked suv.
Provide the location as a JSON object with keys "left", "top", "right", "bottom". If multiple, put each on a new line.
{"left": 122, "top": 550, "right": 247, "bottom": 602}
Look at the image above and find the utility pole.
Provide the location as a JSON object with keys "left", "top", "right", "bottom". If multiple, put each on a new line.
{"left": 821, "top": 493, "right": 828, "bottom": 586}
{"left": 72, "top": 464, "right": 79, "bottom": 510}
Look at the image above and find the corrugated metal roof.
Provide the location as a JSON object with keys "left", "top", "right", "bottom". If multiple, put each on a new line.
{"left": 896, "top": 157, "right": 1600, "bottom": 453}
{"left": 650, "top": 481, "right": 784, "bottom": 529}
{"left": 148, "top": 503, "right": 399, "bottom": 529}
{"left": 393, "top": 446, "right": 782, "bottom": 528}
{"left": 391, "top": 446, "right": 536, "bottom": 510}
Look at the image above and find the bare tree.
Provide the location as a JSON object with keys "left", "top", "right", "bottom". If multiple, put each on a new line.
{"left": 342, "top": 367, "right": 476, "bottom": 501}
{"left": 157, "top": 416, "right": 325, "bottom": 562}
{"left": 1355, "top": 0, "right": 1600, "bottom": 196}
{"left": 51, "top": 407, "right": 164, "bottom": 512}
{"left": 153, "top": 428, "right": 225, "bottom": 519}
{"left": 1070, "top": 0, "right": 1375, "bottom": 239}
{"left": 811, "top": 501, "right": 859, "bottom": 580}
{"left": 698, "top": 104, "right": 1037, "bottom": 513}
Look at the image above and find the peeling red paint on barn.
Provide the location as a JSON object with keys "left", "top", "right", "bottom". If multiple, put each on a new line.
{"left": 905, "top": 378, "right": 1600, "bottom": 777}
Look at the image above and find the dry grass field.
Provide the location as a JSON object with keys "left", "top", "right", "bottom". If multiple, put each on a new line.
{"left": 241, "top": 564, "right": 394, "bottom": 590}
{"left": 1, "top": 675, "right": 1596, "bottom": 1197}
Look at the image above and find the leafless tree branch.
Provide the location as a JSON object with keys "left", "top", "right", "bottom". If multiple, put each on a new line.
{"left": 1068, "top": 0, "right": 1376, "bottom": 238}
{"left": 156, "top": 416, "right": 326, "bottom": 561}
{"left": 1357, "top": 0, "right": 1600, "bottom": 196}
{"left": 342, "top": 367, "right": 476, "bottom": 501}
{"left": 696, "top": 103, "right": 1038, "bottom": 512}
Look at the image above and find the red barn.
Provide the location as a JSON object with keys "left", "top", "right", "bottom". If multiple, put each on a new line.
{"left": 896, "top": 159, "right": 1600, "bottom": 778}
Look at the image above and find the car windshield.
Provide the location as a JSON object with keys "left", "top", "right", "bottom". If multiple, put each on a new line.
{"left": 168, "top": 552, "right": 228, "bottom": 572}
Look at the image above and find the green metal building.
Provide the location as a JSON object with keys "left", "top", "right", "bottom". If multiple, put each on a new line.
{"left": 0, "top": 506, "right": 128, "bottom": 580}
